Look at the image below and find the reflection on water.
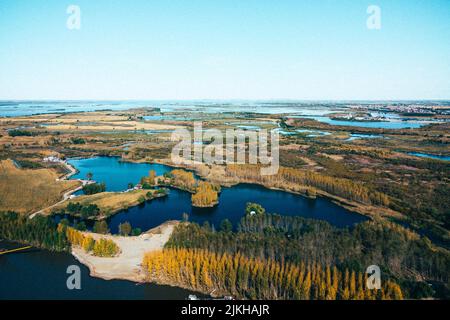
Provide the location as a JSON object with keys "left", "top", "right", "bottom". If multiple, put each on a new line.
{"left": 68, "top": 157, "right": 177, "bottom": 191}
{"left": 64, "top": 157, "right": 367, "bottom": 234}
{"left": 105, "top": 184, "right": 367, "bottom": 233}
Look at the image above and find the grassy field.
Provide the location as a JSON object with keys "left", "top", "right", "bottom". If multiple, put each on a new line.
{"left": 0, "top": 159, "right": 80, "bottom": 214}
{"left": 49, "top": 189, "right": 159, "bottom": 218}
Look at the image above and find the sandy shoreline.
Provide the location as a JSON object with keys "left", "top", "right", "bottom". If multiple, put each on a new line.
{"left": 71, "top": 221, "right": 178, "bottom": 282}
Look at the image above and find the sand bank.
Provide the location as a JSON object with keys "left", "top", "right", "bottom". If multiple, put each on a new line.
{"left": 72, "top": 221, "right": 178, "bottom": 282}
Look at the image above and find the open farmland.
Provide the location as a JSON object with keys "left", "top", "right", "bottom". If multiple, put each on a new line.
{"left": 0, "top": 159, "right": 80, "bottom": 214}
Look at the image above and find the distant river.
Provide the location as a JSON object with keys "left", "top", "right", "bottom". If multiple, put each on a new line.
{"left": 407, "top": 152, "right": 450, "bottom": 161}
{"left": 299, "top": 116, "right": 426, "bottom": 129}
{"left": 0, "top": 100, "right": 338, "bottom": 117}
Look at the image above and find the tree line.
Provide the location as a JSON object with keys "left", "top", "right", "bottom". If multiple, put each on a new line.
{"left": 166, "top": 211, "right": 450, "bottom": 299}
{"left": 0, "top": 211, "right": 120, "bottom": 257}
{"left": 225, "top": 164, "right": 390, "bottom": 206}
{"left": 8, "top": 129, "right": 35, "bottom": 137}
{"left": 0, "top": 211, "right": 69, "bottom": 251}
{"left": 143, "top": 247, "right": 403, "bottom": 300}
{"left": 63, "top": 202, "right": 100, "bottom": 219}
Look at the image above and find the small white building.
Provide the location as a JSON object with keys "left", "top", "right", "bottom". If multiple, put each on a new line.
{"left": 43, "top": 155, "right": 64, "bottom": 163}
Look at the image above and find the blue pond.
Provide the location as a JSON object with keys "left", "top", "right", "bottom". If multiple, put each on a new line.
{"left": 68, "top": 157, "right": 177, "bottom": 191}
{"left": 65, "top": 157, "right": 367, "bottom": 233}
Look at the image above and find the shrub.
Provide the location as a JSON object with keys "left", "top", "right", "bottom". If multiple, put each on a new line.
{"left": 93, "top": 238, "right": 120, "bottom": 257}
{"left": 8, "top": 129, "right": 34, "bottom": 137}
{"left": 93, "top": 220, "right": 109, "bottom": 234}
{"left": 131, "top": 228, "right": 142, "bottom": 236}
{"left": 82, "top": 182, "right": 106, "bottom": 195}
{"left": 119, "top": 222, "right": 132, "bottom": 236}
{"left": 245, "top": 203, "right": 265, "bottom": 216}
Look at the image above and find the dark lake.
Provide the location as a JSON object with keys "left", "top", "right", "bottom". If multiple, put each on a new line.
{"left": 2, "top": 156, "right": 368, "bottom": 300}
{"left": 64, "top": 157, "right": 367, "bottom": 233}
{"left": 0, "top": 241, "right": 199, "bottom": 300}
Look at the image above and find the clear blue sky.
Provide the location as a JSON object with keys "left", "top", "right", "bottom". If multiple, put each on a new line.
{"left": 0, "top": 0, "right": 449, "bottom": 100}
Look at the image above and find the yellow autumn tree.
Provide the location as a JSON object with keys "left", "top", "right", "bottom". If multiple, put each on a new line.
{"left": 192, "top": 181, "right": 219, "bottom": 207}
{"left": 92, "top": 238, "right": 120, "bottom": 257}
{"left": 60, "top": 224, "right": 119, "bottom": 258}
{"left": 142, "top": 248, "right": 403, "bottom": 300}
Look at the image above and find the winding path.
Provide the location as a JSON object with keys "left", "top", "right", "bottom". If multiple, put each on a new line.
{"left": 29, "top": 161, "right": 91, "bottom": 219}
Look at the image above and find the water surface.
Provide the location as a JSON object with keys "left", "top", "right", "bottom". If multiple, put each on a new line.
{"left": 346, "top": 134, "right": 383, "bottom": 141}
{"left": 0, "top": 100, "right": 340, "bottom": 117}
{"left": 408, "top": 152, "right": 450, "bottom": 161}
{"left": 66, "top": 157, "right": 367, "bottom": 233}
{"left": 68, "top": 157, "right": 176, "bottom": 191}
{"left": 106, "top": 184, "right": 367, "bottom": 233}
{"left": 300, "top": 116, "right": 426, "bottom": 129}
{"left": 296, "top": 129, "right": 331, "bottom": 137}
{"left": 0, "top": 241, "right": 198, "bottom": 300}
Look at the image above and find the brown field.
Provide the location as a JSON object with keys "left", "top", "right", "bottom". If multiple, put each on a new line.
{"left": 42, "top": 121, "right": 180, "bottom": 132}
{"left": 0, "top": 111, "right": 181, "bottom": 132}
{"left": 0, "top": 159, "right": 80, "bottom": 214}
{"left": 48, "top": 189, "right": 158, "bottom": 218}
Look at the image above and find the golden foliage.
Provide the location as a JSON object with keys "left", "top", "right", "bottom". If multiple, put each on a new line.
{"left": 148, "top": 170, "right": 156, "bottom": 185}
{"left": 50, "top": 189, "right": 152, "bottom": 217}
{"left": 143, "top": 248, "right": 403, "bottom": 300}
{"left": 92, "top": 238, "right": 120, "bottom": 257}
{"left": 170, "top": 169, "right": 196, "bottom": 191}
{"left": 226, "top": 164, "right": 390, "bottom": 206}
{"left": 61, "top": 225, "right": 119, "bottom": 257}
{"left": 191, "top": 181, "right": 219, "bottom": 207}
{"left": 82, "top": 236, "right": 95, "bottom": 252}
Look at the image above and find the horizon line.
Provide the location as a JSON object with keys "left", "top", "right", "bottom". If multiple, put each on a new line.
{"left": 1, "top": 99, "right": 450, "bottom": 103}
